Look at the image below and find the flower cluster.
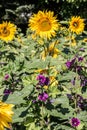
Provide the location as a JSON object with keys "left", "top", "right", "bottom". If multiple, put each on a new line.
{"left": 67, "top": 94, "right": 87, "bottom": 110}
{"left": 66, "top": 56, "right": 83, "bottom": 72}
{"left": 66, "top": 56, "right": 87, "bottom": 88}
{"left": 36, "top": 74, "right": 50, "bottom": 102}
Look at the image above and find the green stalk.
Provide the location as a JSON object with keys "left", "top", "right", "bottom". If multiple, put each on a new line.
{"left": 40, "top": 103, "right": 45, "bottom": 127}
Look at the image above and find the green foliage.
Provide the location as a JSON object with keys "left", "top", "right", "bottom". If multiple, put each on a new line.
{"left": 0, "top": 6, "right": 87, "bottom": 130}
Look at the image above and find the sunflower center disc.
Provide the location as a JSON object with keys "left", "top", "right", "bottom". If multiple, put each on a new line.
{"left": 0, "top": 27, "right": 10, "bottom": 37}
{"left": 39, "top": 19, "right": 51, "bottom": 31}
{"left": 73, "top": 22, "right": 78, "bottom": 28}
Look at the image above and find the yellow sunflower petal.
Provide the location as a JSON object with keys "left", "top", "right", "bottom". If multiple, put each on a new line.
{"left": 0, "top": 123, "right": 4, "bottom": 130}
{"left": 0, "top": 101, "right": 14, "bottom": 130}
{"left": 43, "top": 85, "right": 48, "bottom": 89}
{"left": 50, "top": 76, "right": 58, "bottom": 86}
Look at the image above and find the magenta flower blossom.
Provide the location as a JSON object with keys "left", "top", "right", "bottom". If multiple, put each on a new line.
{"left": 32, "top": 100, "right": 37, "bottom": 103}
{"left": 70, "top": 117, "right": 80, "bottom": 127}
{"left": 37, "top": 74, "right": 50, "bottom": 86}
{"left": 71, "top": 77, "right": 76, "bottom": 85}
{"left": 80, "top": 76, "right": 87, "bottom": 87}
{"left": 67, "top": 94, "right": 73, "bottom": 100}
{"left": 78, "top": 57, "right": 83, "bottom": 62}
{"left": 4, "top": 74, "right": 9, "bottom": 80}
{"left": 66, "top": 61, "right": 71, "bottom": 68}
{"left": 4, "top": 89, "right": 12, "bottom": 95}
{"left": 79, "top": 48, "right": 85, "bottom": 52}
{"left": 66, "top": 58, "right": 76, "bottom": 69}
{"left": 38, "top": 92, "right": 48, "bottom": 102}
{"left": 76, "top": 66, "right": 82, "bottom": 72}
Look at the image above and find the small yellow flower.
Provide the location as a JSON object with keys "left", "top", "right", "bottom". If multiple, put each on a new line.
{"left": 60, "top": 26, "right": 69, "bottom": 36}
{"left": 16, "top": 35, "right": 23, "bottom": 44}
{"left": 64, "top": 35, "right": 77, "bottom": 46}
{"left": 35, "top": 68, "right": 48, "bottom": 74}
{"left": 41, "top": 41, "right": 60, "bottom": 60}
{"left": 69, "top": 16, "right": 85, "bottom": 34}
{"left": 71, "top": 38, "right": 76, "bottom": 46}
{"left": 37, "top": 38, "right": 44, "bottom": 45}
{"left": 29, "top": 10, "right": 59, "bottom": 39}
{"left": 0, "top": 21, "right": 16, "bottom": 42}
{"left": 43, "top": 85, "right": 48, "bottom": 89}
{"left": 50, "top": 76, "right": 58, "bottom": 86}
{"left": 0, "top": 101, "right": 14, "bottom": 130}
{"left": 31, "top": 33, "right": 37, "bottom": 40}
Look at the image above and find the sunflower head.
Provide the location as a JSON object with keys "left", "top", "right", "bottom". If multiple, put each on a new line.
{"left": 29, "top": 10, "right": 59, "bottom": 39}
{"left": 69, "top": 16, "right": 85, "bottom": 34}
{"left": 0, "top": 101, "right": 14, "bottom": 130}
{"left": 0, "top": 21, "right": 16, "bottom": 42}
{"left": 83, "top": 38, "right": 87, "bottom": 43}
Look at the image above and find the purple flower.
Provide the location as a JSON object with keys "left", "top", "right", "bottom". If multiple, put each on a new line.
{"left": 80, "top": 76, "right": 87, "bottom": 87}
{"left": 81, "top": 80, "right": 87, "bottom": 87}
{"left": 77, "top": 94, "right": 83, "bottom": 101}
{"left": 38, "top": 92, "right": 48, "bottom": 102}
{"left": 67, "top": 94, "right": 72, "bottom": 100}
{"left": 76, "top": 66, "right": 82, "bottom": 72}
{"left": 78, "top": 57, "right": 83, "bottom": 62}
{"left": 37, "top": 74, "right": 50, "bottom": 86}
{"left": 79, "top": 48, "right": 85, "bottom": 52}
{"left": 4, "top": 89, "right": 12, "bottom": 95}
{"left": 50, "top": 99, "right": 55, "bottom": 103}
{"left": 70, "top": 117, "right": 80, "bottom": 127}
{"left": 77, "top": 102, "right": 84, "bottom": 109}
{"left": 45, "top": 77, "right": 50, "bottom": 85}
{"left": 32, "top": 100, "right": 37, "bottom": 103}
{"left": 66, "top": 61, "right": 71, "bottom": 68}
{"left": 71, "top": 77, "right": 76, "bottom": 85}
{"left": 4, "top": 74, "right": 9, "bottom": 80}
{"left": 66, "top": 58, "right": 76, "bottom": 69}
{"left": 77, "top": 95, "right": 84, "bottom": 109}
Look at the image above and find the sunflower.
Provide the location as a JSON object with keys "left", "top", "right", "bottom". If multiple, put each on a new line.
{"left": 41, "top": 41, "right": 60, "bottom": 60}
{"left": 83, "top": 38, "right": 87, "bottom": 43}
{"left": 0, "top": 21, "right": 16, "bottom": 42}
{"left": 29, "top": 10, "right": 59, "bottom": 39}
{"left": 0, "top": 101, "right": 14, "bottom": 130}
{"left": 69, "top": 16, "right": 85, "bottom": 34}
